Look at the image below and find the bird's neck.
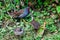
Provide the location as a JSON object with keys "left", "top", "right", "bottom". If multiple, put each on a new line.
{"left": 27, "top": 7, "right": 30, "bottom": 12}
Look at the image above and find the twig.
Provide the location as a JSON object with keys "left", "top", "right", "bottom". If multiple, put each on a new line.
{"left": 41, "top": 22, "right": 46, "bottom": 40}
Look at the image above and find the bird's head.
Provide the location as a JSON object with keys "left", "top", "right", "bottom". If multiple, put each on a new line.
{"left": 28, "top": 2, "right": 34, "bottom": 10}
{"left": 14, "top": 27, "right": 23, "bottom": 36}
{"left": 14, "top": 11, "right": 18, "bottom": 15}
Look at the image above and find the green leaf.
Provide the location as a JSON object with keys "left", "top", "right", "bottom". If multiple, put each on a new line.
{"left": 46, "top": 24, "right": 57, "bottom": 32}
{"left": 0, "top": 2, "right": 2, "bottom": 6}
{"left": 56, "top": 6, "right": 60, "bottom": 13}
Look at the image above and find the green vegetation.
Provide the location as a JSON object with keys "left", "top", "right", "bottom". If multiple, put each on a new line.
{"left": 0, "top": 0, "right": 60, "bottom": 40}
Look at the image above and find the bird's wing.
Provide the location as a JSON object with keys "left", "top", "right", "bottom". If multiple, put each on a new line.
{"left": 18, "top": 9, "right": 24, "bottom": 14}
{"left": 18, "top": 8, "right": 29, "bottom": 18}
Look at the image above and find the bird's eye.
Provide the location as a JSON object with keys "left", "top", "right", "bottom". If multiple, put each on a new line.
{"left": 19, "top": 28, "right": 22, "bottom": 31}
